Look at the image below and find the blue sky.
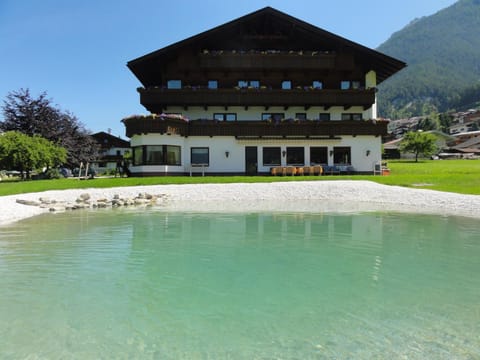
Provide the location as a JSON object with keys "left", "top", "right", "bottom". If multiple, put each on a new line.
{"left": 0, "top": 0, "right": 457, "bottom": 138}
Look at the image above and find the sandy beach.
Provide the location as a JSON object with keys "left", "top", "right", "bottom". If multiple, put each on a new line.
{"left": 1, "top": 180, "right": 480, "bottom": 225}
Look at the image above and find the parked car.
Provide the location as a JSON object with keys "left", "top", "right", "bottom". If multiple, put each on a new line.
{"left": 59, "top": 167, "right": 73, "bottom": 178}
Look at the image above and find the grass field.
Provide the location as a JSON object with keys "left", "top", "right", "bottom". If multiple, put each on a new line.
{"left": 1, "top": 160, "right": 479, "bottom": 197}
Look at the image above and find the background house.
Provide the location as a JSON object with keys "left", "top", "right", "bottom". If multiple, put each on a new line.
{"left": 91, "top": 131, "right": 130, "bottom": 172}
{"left": 384, "top": 130, "right": 458, "bottom": 159}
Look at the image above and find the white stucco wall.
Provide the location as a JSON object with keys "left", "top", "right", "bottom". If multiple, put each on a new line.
{"left": 129, "top": 133, "right": 381, "bottom": 174}
{"left": 164, "top": 105, "right": 375, "bottom": 122}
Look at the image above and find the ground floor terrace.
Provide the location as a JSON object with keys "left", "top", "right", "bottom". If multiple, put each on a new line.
{"left": 127, "top": 135, "right": 383, "bottom": 176}
{"left": 123, "top": 116, "right": 387, "bottom": 176}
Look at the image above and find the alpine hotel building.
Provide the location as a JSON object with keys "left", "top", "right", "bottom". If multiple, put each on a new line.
{"left": 123, "top": 7, "right": 406, "bottom": 176}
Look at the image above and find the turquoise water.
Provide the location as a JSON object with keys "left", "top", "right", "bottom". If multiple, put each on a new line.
{"left": 0, "top": 208, "right": 479, "bottom": 359}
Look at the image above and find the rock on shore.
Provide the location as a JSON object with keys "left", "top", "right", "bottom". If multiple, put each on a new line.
{"left": 15, "top": 192, "right": 165, "bottom": 212}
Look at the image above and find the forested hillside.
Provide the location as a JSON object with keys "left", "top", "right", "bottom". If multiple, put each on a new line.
{"left": 376, "top": 0, "right": 480, "bottom": 119}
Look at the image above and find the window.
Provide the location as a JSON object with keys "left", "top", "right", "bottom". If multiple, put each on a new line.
{"left": 146, "top": 145, "right": 163, "bottom": 165}
{"left": 214, "top": 113, "right": 237, "bottom": 121}
{"left": 351, "top": 81, "right": 361, "bottom": 89}
{"left": 333, "top": 147, "right": 351, "bottom": 164}
{"left": 319, "top": 113, "right": 331, "bottom": 121}
{"left": 167, "top": 80, "right": 182, "bottom": 89}
{"left": 249, "top": 80, "right": 260, "bottom": 88}
{"left": 238, "top": 80, "right": 248, "bottom": 88}
{"left": 262, "top": 113, "right": 284, "bottom": 122}
{"left": 286, "top": 147, "right": 305, "bottom": 166}
{"left": 133, "top": 145, "right": 181, "bottom": 165}
{"left": 263, "top": 147, "right": 281, "bottom": 166}
{"left": 191, "top": 147, "right": 209, "bottom": 165}
{"left": 238, "top": 80, "right": 260, "bottom": 89}
{"left": 282, "top": 80, "right": 292, "bottom": 90}
{"left": 133, "top": 146, "right": 143, "bottom": 166}
{"left": 116, "top": 150, "right": 121, "bottom": 156}
{"left": 310, "top": 147, "right": 328, "bottom": 165}
{"left": 340, "top": 80, "right": 350, "bottom": 90}
{"left": 312, "top": 80, "right": 323, "bottom": 89}
{"left": 208, "top": 80, "right": 218, "bottom": 89}
{"left": 341, "top": 113, "right": 362, "bottom": 120}
{"left": 166, "top": 146, "right": 181, "bottom": 165}
{"left": 295, "top": 113, "right": 307, "bottom": 120}
{"left": 340, "top": 80, "right": 362, "bottom": 90}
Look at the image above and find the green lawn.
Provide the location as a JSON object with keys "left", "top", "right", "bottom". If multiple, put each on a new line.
{"left": 1, "top": 160, "right": 479, "bottom": 197}
{"left": 341, "top": 160, "right": 480, "bottom": 194}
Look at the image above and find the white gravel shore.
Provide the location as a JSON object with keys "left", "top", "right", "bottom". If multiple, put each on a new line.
{"left": 1, "top": 180, "right": 480, "bottom": 225}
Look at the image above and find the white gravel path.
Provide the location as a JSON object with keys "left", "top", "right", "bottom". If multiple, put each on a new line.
{"left": 1, "top": 181, "right": 479, "bottom": 225}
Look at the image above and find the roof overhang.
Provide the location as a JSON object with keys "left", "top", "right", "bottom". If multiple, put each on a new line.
{"left": 127, "top": 7, "right": 406, "bottom": 86}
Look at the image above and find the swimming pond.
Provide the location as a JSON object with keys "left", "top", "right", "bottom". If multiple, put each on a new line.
{"left": 0, "top": 208, "right": 479, "bottom": 358}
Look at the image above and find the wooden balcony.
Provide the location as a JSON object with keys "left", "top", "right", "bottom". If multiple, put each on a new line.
{"left": 138, "top": 87, "right": 376, "bottom": 113}
{"left": 197, "top": 51, "right": 342, "bottom": 70}
{"left": 122, "top": 116, "right": 388, "bottom": 139}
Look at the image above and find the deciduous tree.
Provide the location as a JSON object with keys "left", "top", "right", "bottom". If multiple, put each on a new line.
{"left": 399, "top": 131, "right": 438, "bottom": 162}
{"left": 0, "top": 131, "right": 67, "bottom": 179}
{"left": 1, "top": 89, "right": 98, "bottom": 167}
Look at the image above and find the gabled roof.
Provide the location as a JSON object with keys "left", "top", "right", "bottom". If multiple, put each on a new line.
{"left": 92, "top": 131, "right": 130, "bottom": 149}
{"left": 426, "top": 130, "right": 456, "bottom": 141}
{"left": 383, "top": 138, "right": 403, "bottom": 149}
{"left": 128, "top": 6, "right": 406, "bottom": 86}
{"left": 453, "top": 130, "right": 480, "bottom": 138}
{"left": 453, "top": 136, "right": 480, "bottom": 149}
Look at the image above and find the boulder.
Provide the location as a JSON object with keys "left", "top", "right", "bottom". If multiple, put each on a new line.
{"left": 16, "top": 199, "right": 41, "bottom": 206}
{"left": 79, "top": 193, "right": 91, "bottom": 201}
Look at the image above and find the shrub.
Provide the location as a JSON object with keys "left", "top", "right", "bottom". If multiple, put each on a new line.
{"left": 44, "top": 168, "right": 62, "bottom": 179}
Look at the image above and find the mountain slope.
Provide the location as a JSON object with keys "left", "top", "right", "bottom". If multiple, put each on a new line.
{"left": 376, "top": 0, "right": 480, "bottom": 118}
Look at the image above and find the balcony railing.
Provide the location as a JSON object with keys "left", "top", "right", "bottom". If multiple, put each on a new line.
{"left": 138, "top": 87, "right": 376, "bottom": 113}
{"left": 122, "top": 117, "right": 388, "bottom": 139}
{"left": 198, "top": 52, "right": 338, "bottom": 70}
